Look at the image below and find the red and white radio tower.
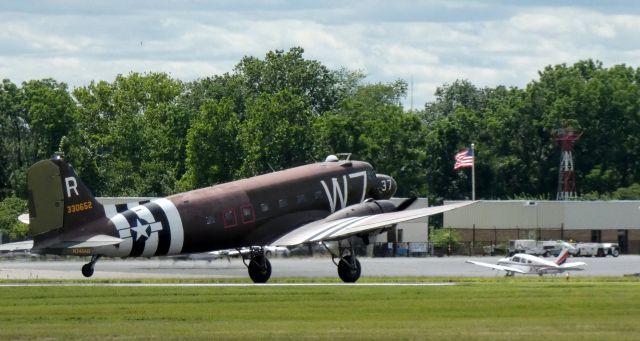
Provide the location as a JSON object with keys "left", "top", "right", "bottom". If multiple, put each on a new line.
{"left": 553, "top": 128, "right": 583, "bottom": 200}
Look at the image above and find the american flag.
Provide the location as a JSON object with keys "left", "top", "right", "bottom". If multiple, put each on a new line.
{"left": 454, "top": 147, "right": 474, "bottom": 170}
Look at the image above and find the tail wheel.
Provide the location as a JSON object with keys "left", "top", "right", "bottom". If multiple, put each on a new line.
{"left": 248, "top": 255, "right": 272, "bottom": 283}
{"left": 338, "top": 255, "right": 361, "bottom": 283}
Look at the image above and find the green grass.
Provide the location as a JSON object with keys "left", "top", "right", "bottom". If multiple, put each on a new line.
{"left": 1, "top": 278, "right": 639, "bottom": 340}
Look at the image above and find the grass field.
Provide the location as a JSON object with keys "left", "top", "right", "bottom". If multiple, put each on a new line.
{"left": 1, "top": 277, "right": 639, "bottom": 340}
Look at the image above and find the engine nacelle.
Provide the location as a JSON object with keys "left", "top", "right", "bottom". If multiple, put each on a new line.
{"left": 324, "top": 200, "right": 397, "bottom": 222}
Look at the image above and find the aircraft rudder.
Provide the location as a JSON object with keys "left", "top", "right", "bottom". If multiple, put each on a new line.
{"left": 27, "top": 156, "right": 105, "bottom": 237}
{"left": 555, "top": 248, "right": 571, "bottom": 265}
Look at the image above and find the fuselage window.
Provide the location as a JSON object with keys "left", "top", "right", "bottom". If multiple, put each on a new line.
{"left": 296, "top": 194, "right": 305, "bottom": 204}
{"left": 223, "top": 209, "right": 237, "bottom": 228}
{"left": 314, "top": 191, "right": 323, "bottom": 200}
{"left": 260, "top": 203, "right": 269, "bottom": 212}
{"left": 279, "top": 198, "right": 288, "bottom": 208}
{"left": 512, "top": 256, "right": 520, "bottom": 263}
{"left": 241, "top": 205, "right": 255, "bottom": 224}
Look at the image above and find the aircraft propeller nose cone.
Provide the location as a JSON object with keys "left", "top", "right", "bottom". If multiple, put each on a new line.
{"left": 374, "top": 174, "right": 397, "bottom": 199}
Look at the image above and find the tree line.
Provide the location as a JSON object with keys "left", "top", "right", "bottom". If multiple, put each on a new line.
{"left": 2, "top": 48, "right": 640, "bottom": 240}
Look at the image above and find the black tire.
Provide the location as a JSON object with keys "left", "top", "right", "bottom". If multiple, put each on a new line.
{"left": 81, "top": 263, "right": 94, "bottom": 278}
{"left": 338, "top": 255, "right": 361, "bottom": 283}
{"left": 248, "top": 256, "right": 272, "bottom": 283}
{"left": 612, "top": 249, "right": 620, "bottom": 257}
{"left": 597, "top": 248, "right": 605, "bottom": 257}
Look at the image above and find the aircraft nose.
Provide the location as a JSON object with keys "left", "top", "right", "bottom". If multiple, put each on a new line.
{"left": 373, "top": 174, "right": 397, "bottom": 199}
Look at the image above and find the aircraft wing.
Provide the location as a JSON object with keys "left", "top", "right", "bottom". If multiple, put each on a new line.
{"left": 18, "top": 213, "right": 30, "bottom": 224}
{"left": 272, "top": 201, "right": 475, "bottom": 246}
{"left": 465, "top": 260, "right": 527, "bottom": 274}
{"left": 558, "top": 262, "right": 586, "bottom": 270}
{"left": 0, "top": 240, "right": 34, "bottom": 252}
{"left": 32, "top": 234, "right": 124, "bottom": 250}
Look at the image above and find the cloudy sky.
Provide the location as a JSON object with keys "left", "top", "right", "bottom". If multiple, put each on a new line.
{"left": 1, "top": 0, "right": 639, "bottom": 108}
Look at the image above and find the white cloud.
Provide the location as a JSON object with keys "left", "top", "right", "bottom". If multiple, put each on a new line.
{"left": 1, "top": 1, "right": 640, "bottom": 108}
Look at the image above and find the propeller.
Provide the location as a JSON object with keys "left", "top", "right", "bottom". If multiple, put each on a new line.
{"left": 394, "top": 196, "right": 417, "bottom": 211}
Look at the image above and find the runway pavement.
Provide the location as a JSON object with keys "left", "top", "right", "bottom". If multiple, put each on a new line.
{"left": 1, "top": 255, "right": 639, "bottom": 280}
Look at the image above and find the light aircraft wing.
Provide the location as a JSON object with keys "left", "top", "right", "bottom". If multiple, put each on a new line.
{"left": 272, "top": 201, "right": 475, "bottom": 246}
{"left": 465, "top": 260, "right": 527, "bottom": 274}
{"left": 558, "top": 262, "right": 586, "bottom": 270}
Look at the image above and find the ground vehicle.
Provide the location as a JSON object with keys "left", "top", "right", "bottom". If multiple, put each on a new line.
{"left": 573, "top": 242, "right": 620, "bottom": 257}
{"left": 508, "top": 240, "right": 562, "bottom": 257}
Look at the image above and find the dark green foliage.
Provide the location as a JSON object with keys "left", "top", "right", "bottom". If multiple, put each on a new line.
{"left": 1, "top": 51, "right": 640, "bottom": 202}
{"left": 0, "top": 196, "right": 28, "bottom": 241}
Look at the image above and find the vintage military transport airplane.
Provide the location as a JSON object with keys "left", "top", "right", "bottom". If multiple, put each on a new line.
{"left": 24, "top": 155, "right": 473, "bottom": 283}
{"left": 466, "top": 246, "right": 586, "bottom": 277}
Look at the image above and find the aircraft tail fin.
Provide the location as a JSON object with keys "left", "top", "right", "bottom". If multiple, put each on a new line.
{"left": 554, "top": 248, "right": 572, "bottom": 265}
{"left": 27, "top": 156, "right": 105, "bottom": 237}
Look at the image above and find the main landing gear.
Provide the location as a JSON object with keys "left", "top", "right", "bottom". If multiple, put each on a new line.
{"left": 241, "top": 241, "right": 363, "bottom": 284}
{"left": 242, "top": 247, "right": 272, "bottom": 283}
{"left": 325, "top": 239, "right": 362, "bottom": 283}
{"left": 81, "top": 255, "right": 101, "bottom": 278}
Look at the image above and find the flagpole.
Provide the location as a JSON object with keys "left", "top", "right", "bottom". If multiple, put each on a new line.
{"left": 471, "top": 143, "right": 475, "bottom": 200}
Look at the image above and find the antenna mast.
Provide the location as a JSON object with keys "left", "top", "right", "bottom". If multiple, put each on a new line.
{"left": 553, "top": 128, "right": 582, "bottom": 200}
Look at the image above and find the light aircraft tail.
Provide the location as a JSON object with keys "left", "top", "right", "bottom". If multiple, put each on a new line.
{"left": 554, "top": 248, "right": 572, "bottom": 265}
{"left": 27, "top": 156, "right": 106, "bottom": 238}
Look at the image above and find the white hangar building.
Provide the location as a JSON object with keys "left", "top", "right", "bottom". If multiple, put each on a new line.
{"left": 443, "top": 200, "right": 640, "bottom": 254}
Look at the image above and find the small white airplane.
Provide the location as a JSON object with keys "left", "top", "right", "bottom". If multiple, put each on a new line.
{"left": 467, "top": 246, "right": 586, "bottom": 276}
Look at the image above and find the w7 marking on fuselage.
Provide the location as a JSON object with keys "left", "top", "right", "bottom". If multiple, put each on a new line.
{"left": 320, "top": 171, "right": 367, "bottom": 212}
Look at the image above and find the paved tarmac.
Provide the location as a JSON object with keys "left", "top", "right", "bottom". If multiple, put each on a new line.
{"left": 1, "top": 255, "right": 639, "bottom": 280}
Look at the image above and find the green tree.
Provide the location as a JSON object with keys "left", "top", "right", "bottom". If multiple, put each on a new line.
{"left": 315, "top": 81, "right": 426, "bottom": 196}
{"left": 65, "top": 73, "right": 185, "bottom": 196}
{"left": 235, "top": 47, "right": 342, "bottom": 115}
{"left": 179, "top": 98, "right": 241, "bottom": 190}
{"left": 0, "top": 196, "right": 28, "bottom": 241}
{"left": 0, "top": 79, "right": 26, "bottom": 198}
{"left": 238, "top": 90, "right": 316, "bottom": 176}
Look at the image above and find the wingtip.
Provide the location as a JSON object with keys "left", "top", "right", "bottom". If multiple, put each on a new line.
{"left": 18, "top": 213, "right": 30, "bottom": 225}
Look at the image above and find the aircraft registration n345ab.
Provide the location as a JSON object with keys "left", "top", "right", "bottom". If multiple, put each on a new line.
{"left": 23, "top": 155, "right": 474, "bottom": 283}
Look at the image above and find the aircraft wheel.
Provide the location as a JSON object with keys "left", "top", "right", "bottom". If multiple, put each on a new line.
{"left": 612, "top": 249, "right": 620, "bottom": 257}
{"left": 338, "top": 255, "right": 361, "bottom": 283}
{"left": 81, "top": 263, "right": 94, "bottom": 278}
{"left": 248, "top": 256, "right": 272, "bottom": 283}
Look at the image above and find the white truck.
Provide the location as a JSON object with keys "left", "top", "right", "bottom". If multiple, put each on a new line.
{"left": 573, "top": 242, "right": 620, "bottom": 257}
{"left": 508, "top": 240, "right": 562, "bottom": 257}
